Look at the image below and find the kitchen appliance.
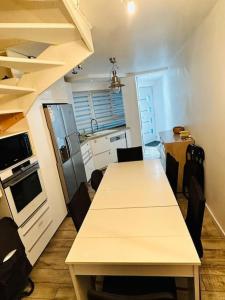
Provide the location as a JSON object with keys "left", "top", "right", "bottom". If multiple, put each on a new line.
{"left": 0, "top": 157, "right": 47, "bottom": 227}
{"left": 44, "top": 104, "right": 86, "bottom": 204}
{"left": 0, "top": 132, "right": 33, "bottom": 171}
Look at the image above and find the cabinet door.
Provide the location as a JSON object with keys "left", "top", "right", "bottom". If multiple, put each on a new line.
{"left": 126, "top": 130, "right": 132, "bottom": 147}
{"left": 109, "top": 133, "right": 127, "bottom": 163}
{"left": 91, "top": 136, "right": 110, "bottom": 155}
{"left": 94, "top": 151, "right": 111, "bottom": 169}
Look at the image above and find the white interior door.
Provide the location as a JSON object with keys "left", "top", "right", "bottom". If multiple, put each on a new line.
{"left": 136, "top": 83, "right": 156, "bottom": 146}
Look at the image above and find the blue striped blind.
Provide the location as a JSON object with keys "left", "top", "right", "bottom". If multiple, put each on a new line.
{"left": 72, "top": 90, "right": 125, "bottom": 133}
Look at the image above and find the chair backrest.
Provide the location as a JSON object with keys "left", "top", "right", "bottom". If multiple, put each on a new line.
{"left": 183, "top": 144, "right": 205, "bottom": 199}
{"left": 117, "top": 146, "right": 143, "bottom": 163}
{"left": 68, "top": 182, "right": 91, "bottom": 232}
{"left": 186, "top": 176, "right": 205, "bottom": 258}
{"left": 166, "top": 153, "right": 179, "bottom": 195}
{"left": 91, "top": 169, "right": 104, "bottom": 191}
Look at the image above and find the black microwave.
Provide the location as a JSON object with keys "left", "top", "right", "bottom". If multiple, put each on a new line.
{"left": 0, "top": 133, "right": 33, "bottom": 170}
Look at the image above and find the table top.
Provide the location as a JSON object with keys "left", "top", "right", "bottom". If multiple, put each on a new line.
{"left": 78, "top": 206, "right": 189, "bottom": 238}
{"left": 90, "top": 160, "right": 177, "bottom": 209}
{"left": 66, "top": 236, "right": 200, "bottom": 265}
{"left": 66, "top": 160, "right": 200, "bottom": 267}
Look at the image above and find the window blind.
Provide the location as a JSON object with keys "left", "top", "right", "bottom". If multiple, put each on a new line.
{"left": 72, "top": 90, "right": 126, "bottom": 133}
{"left": 73, "top": 92, "right": 92, "bottom": 133}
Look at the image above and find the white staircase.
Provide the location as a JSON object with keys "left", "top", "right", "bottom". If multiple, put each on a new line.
{"left": 0, "top": 0, "right": 94, "bottom": 133}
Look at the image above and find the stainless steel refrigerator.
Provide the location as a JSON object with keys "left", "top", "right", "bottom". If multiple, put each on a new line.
{"left": 44, "top": 104, "right": 86, "bottom": 204}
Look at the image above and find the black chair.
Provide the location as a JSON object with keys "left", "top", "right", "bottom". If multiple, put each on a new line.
{"left": 88, "top": 276, "right": 177, "bottom": 300}
{"left": 183, "top": 144, "right": 205, "bottom": 199}
{"left": 186, "top": 176, "right": 206, "bottom": 258}
{"left": 0, "top": 218, "right": 34, "bottom": 300}
{"left": 68, "top": 182, "right": 91, "bottom": 232}
{"left": 166, "top": 153, "right": 179, "bottom": 195}
{"left": 117, "top": 146, "right": 143, "bottom": 163}
{"left": 91, "top": 169, "right": 104, "bottom": 191}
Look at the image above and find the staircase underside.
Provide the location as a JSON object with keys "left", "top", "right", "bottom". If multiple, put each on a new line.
{"left": 0, "top": 0, "right": 94, "bottom": 133}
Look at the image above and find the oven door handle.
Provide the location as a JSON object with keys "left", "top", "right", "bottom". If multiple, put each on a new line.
{"left": 2, "top": 163, "right": 40, "bottom": 189}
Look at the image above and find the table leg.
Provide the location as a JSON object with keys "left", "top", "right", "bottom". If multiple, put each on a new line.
{"left": 69, "top": 265, "right": 91, "bottom": 300}
{"left": 194, "top": 265, "right": 200, "bottom": 300}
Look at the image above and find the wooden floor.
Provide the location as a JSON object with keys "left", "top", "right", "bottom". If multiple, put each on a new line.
{"left": 25, "top": 193, "right": 225, "bottom": 300}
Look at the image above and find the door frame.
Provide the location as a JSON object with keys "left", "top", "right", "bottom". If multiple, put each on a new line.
{"left": 135, "top": 75, "right": 157, "bottom": 153}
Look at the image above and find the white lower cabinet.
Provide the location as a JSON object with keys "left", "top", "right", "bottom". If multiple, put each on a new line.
{"left": 109, "top": 132, "right": 127, "bottom": 162}
{"left": 91, "top": 136, "right": 110, "bottom": 155}
{"left": 85, "top": 158, "right": 95, "bottom": 181}
{"left": 94, "top": 151, "right": 111, "bottom": 169}
{"left": 81, "top": 129, "right": 130, "bottom": 176}
{"left": 18, "top": 201, "right": 53, "bottom": 265}
{"left": 81, "top": 142, "right": 95, "bottom": 181}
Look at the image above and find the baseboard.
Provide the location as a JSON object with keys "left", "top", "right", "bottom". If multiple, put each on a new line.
{"left": 206, "top": 203, "right": 225, "bottom": 236}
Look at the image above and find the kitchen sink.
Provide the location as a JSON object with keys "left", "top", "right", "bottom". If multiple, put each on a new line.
{"left": 86, "top": 129, "right": 117, "bottom": 137}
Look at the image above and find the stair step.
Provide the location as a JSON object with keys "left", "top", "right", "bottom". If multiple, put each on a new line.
{"left": 0, "top": 56, "right": 64, "bottom": 72}
{"left": 0, "top": 84, "right": 35, "bottom": 95}
{"left": 0, "top": 23, "right": 78, "bottom": 44}
{"left": 0, "top": 109, "right": 23, "bottom": 114}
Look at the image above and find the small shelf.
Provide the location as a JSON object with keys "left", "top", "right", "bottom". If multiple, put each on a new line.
{"left": 0, "top": 109, "right": 23, "bottom": 114}
{"left": 0, "top": 56, "right": 64, "bottom": 73}
{"left": 0, "top": 84, "right": 35, "bottom": 95}
{"left": 0, "top": 111, "right": 24, "bottom": 134}
{"left": 0, "top": 23, "right": 77, "bottom": 44}
{"left": 0, "top": 130, "right": 27, "bottom": 140}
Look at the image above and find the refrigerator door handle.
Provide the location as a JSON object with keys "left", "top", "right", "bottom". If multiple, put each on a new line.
{"left": 65, "top": 137, "right": 71, "bottom": 158}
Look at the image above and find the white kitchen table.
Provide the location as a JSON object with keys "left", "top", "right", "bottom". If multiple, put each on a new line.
{"left": 90, "top": 160, "right": 178, "bottom": 209}
{"left": 66, "top": 160, "right": 201, "bottom": 300}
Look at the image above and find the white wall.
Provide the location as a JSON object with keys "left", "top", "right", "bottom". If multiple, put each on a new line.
{"left": 122, "top": 76, "right": 142, "bottom": 147}
{"left": 164, "top": 0, "right": 225, "bottom": 232}
{"left": 71, "top": 81, "right": 109, "bottom": 92}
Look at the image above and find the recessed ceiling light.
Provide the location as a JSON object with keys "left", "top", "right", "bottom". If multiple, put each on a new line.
{"left": 127, "top": 0, "right": 136, "bottom": 14}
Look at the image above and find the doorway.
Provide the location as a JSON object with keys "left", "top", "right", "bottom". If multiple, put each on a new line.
{"left": 136, "top": 75, "right": 160, "bottom": 159}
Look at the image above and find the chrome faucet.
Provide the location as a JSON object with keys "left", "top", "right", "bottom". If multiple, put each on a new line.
{"left": 91, "top": 118, "right": 98, "bottom": 134}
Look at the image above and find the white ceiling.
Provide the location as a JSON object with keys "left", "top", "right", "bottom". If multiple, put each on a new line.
{"left": 67, "top": 0, "right": 217, "bottom": 80}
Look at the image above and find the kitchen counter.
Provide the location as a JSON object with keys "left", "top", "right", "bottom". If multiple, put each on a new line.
{"left": 159, "top": 130, "right": 193, "bottom": 144}
{"left": 80, "top": 126, "right": 129, "bottom": 146}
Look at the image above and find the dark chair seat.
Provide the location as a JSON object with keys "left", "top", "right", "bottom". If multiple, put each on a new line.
{"left": 68, "top": 182, "right": 91, "bottom": 232}
{"left": 117, "top": 146, "right": 143, "bottom": 163}
{"left": 91, "top": 169, "right": 104, "bottom": 191}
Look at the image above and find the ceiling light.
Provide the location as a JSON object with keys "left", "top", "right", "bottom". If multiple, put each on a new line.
{"left": 127, "top": 0, "right": 136, "bottom": 14}
{"left": 109, "top": 57, "right": 125, "bottom": 93}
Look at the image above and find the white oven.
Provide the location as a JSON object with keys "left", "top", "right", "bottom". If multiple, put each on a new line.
{"left": 1, "top": 158, "right": 47, "bottom": 227}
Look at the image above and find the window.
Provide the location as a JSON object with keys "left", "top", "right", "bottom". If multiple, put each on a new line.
{"left": 73, "top": 90, "right": 126, "bottom": 133}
